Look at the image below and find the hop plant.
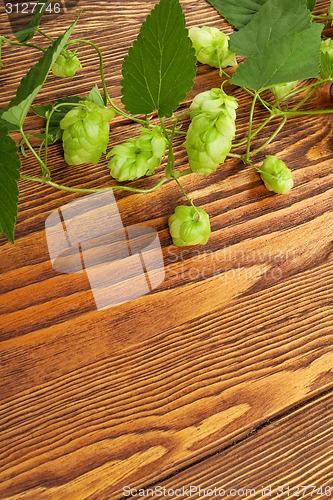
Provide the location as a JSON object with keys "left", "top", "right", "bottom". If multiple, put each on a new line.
{"left": 59, "top": 100, "right": 115, "bottom": 165}
{"left": 259, "top": 155, "right": 294, "bottom": 194}
{"left": 189, "top": 26, "right": 237, "bottom": 69}
{"left": 52, "top": 49, "right": 82, "bottom": 77}
{"left": 184, "top": 88, "right": 238, "bottom": 175}
{"left": 168, "top": 205, "right": 211, "bottom": 247}
{"left": 107, "top": 127, "right": 167, "bottom": 182}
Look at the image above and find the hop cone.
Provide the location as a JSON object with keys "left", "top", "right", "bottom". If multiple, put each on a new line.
{"left": 184, "top": 88, "right": 238, "bottom": 175}
{"left": 190, "top": 87, "right": 237, "bottom": 119}
{"left": 259, "top": 155, "right": 293, "bottom": 194}
{"left": 270, "top": 81, "right": 298, "bottom": 100}
{"left": 320, "top": 38, "right": 333, "bottom": 80}
{"left": 168, "top": 205, "right": 211, "bottom": 247}
{"left": 107, "top": 127, "right": 167, "bottom": 182}
{"left": 52, "top": 50, "right": 82, "bottom": 77}
{"left": 189, "top": 26, "right": 237, "bottom": 69}
{"left": 59, "top": 100, "right": 115, "bottom": 166}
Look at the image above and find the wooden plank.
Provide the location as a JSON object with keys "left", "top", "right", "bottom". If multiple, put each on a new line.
{"left": 143, "top": 390, "right": 333, "bottom": 500}
{"left": 0, "top": 257, "right": 333, "bottom": 497}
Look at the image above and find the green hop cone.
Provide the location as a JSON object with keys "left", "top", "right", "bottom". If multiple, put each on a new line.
{"left": 190, "top": 87, "right": 238, "bottom": 119}
{"left": 60, "top": 100, "right": 115, "bottom": 165}
{"left": 189, "top": 26, "right": 237, "bottom": 69}
{"left": 259, "top": 155, "right": 294, "bottom": 195}
{"left": 270, "top": 81, "right": 298, "bottom": 100}
{"left": 320, "top": 38, "right": 333, "bottom": 80}
{"left": 168, "top": 205, "right": 211, "bottom": 247}
{"left": 107, "top": 127, "right": 167, "bottom": 182}
{"left": 184, "top": 88, "right": 238, "bottom": 175}
{"left": 52, "top": 49, "right": 82, "bottom": 77}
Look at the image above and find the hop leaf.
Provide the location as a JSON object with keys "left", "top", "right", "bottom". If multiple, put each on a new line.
{"left": 59, "top": 100, "right": 115, "bottom": 165}
{"left": 229, "top": 0, "right": 323, "bottom": 91}
{"left": 184, "top": 88, "right": 238, "bottom": 175}
{"left": 0, "top": 123, "right": 21, "bottom": 243}
{"left": 168, "top": 205, "right": 211, "bottom": 247}
{"left": 121, "top": 0, "right": 196, "bottom": 118}
{"left": 259, "top": 155, "right": 294, "bottom": 194}
{"left": 107, "top": 127, "right": 167, "bottom": 182}
{"left": 52, "top": 49, "right": 82, "bottom": 77}
{"left": 189, "top": 26, "right": 237, "bottom": 69}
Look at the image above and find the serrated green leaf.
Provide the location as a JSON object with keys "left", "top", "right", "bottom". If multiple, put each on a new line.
{"left": 307, "top": 0, "right": 316, "bottom": 11}
{"left": 230, "top": 0, "right": 311, "bottom": 57}
{"left": 0, "top": 123, "right": 21, "bottom": 243}
{"left": 206, "top": 0, "right": 267, "bottom": 30}
{"left": 32, "top": 96, "right": 81, "bottom": 143}
{"left": 2, "top": 18, "right": 78, "bottom": 128}
{"left": 14, "top": 0, "right": 51, "bottom": 43}
{"left": 0, "top": 108, "right": 20, "bottom": 132}
{"left": 230, "top": 23, "right": 323, "bottom": 90}
{"left": 121, "top": 0, "right": 196, "bottom": 118}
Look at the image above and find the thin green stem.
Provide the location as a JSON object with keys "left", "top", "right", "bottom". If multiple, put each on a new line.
{"left": 232, "top": 114, "right": 274, "bottom": 149}
{"left": 173, "top": 129, "right": 187, "bottom": 136}
{"left": 281, "top": 108, "right": 333, "bottom": 116}
{"left": 175, "top": 177, "right": 197, "bottom": 208}
{"left": 243, "top": 87, "right": 272, "bottom": 112}
{"left": 36, "top": 28, "right": 55, "bottom": 42}
{"left": 312, "top": 14, "right": 333, "bottom": 21}
{"left": 272, "top": 79, "right": 330, "bottom": 111}
{"left": 257, "top": 93, "right": 273, "bottom": 113}
{"left": 289, "top": 86, "right": 318, "bottom": 113}
{"left": 2, "top": 36, "right": 45, "bottom": 52}
{"left": 107, "top": 101, "right": 148, "bottom": 126}
{"left": 250, "top": 116, "right": 287, "bottom": 157}
{"left": 19, "top": 127, "right": 51, "bottom": 180}
{"left": 175, "top": 178, "right": 201, "bottom": 220}
{"left": 227, "top": 152, "right": 242, "bottom": 159}
{"left": 173, "top": 110, "right": 191, "bottom": 121}
{"left": 20, "top": 174, "right": 169, "bottom": 194}
{"left": 67, "top": 39, "right": 108, "bottom": 105}
{"left": 67, "top": 38, "right": 147, "bottom": 126}
{"left": 245, "top": 91, "right": 258, "bottom": 161}
{"left": 160, "top": 116, "right": 176, "bottom": 178}
{"left": 219, "top": 67, "right": 231, "bottom": 80}
{"left": 159, "top": 116, "right": 169, "bottom": 138}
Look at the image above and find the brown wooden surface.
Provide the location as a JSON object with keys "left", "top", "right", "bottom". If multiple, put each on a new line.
{"left": 1, "top": 1, "right": 333, "bottom": 499}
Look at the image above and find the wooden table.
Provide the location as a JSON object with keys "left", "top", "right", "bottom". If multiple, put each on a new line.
{"left": 1, "top": 1, "right": 333, "bottom": 498}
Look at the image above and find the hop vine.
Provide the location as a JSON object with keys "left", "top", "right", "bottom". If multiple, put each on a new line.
{"left": 1, "top": 0, "right": 333, "bottom": 246}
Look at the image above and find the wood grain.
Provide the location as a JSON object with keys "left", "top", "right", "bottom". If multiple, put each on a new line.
{"left": 140, "top": 390, "right": 333, "bottom": 499}
{"left": 1, "top": 0, "right": 333, "bottom": 498}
